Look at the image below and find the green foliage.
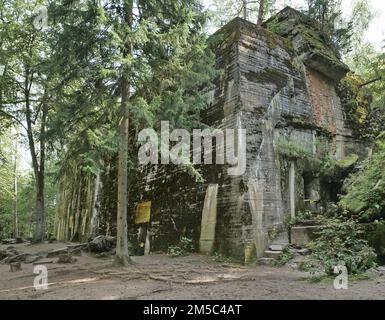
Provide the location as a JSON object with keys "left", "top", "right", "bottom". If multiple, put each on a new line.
{"left": 265, "top": 15, "right": 282, "bottom": 34}
{"left": 0, "top": 129, "right": 18, "bottom": 238}
{"left": 208, "top": 0, "right": 275, "bottom": 27}
{"left": 275, "top": 137, "right": 314, "bottom": 160}
{"left": 286, "top": 211, "right": 314, "bottom": 228}
{"left": 365, "top": 221, "right": 385, "bottom": 258}
{"left": 337, "top": 73, "right": 373, "bottom": 138}
{"left": 1, "top": 0, "right": 218, "bottom": 241}
{"left": 273, "top": 247, "right": 294, "bottom": 267}
{"left": 304, "top": 0, "right": 373, "bottom": 55}
{"left": 340, "top": 136, "right": 385, "bottom": 222}
{"left": 268, "top": 226, "right": 279, "bottom": 241}
{"left": 51, "top": 0, "right": 218, "bottom": 179}
{"left": 167, "top": 237, "right": 195, "bottom": 257}
{"left": 314, "top": 136, "right": 359, "bottom": 178}
{"left": 304, "top": 218, "right": 377, "bottom": 275}
{"left": 320, "top": 153, "right": 359, "bottom": 179}
{"left": 0, "top": 128, "right": 58, "bottom": 239}
{"left": 211, "top": 252, "right": 242, "bottom": 264}
{"left": 346, "top": 49, "right": 385, "bottom": 138}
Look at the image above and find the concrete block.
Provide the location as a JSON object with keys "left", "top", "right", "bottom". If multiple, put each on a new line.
{"left": 290, "top": 226, "right": 320, "bottom": 246}
{"left": 269, "top": 244, "right": 284, "bottom": 251}
{"left": 257, "top": 257, "right": 275, "bottom": 266}
{"left": 264, "top": 250, "right": 282, "bottom": 259}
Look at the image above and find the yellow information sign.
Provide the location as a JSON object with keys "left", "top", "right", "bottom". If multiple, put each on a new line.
{"left": 135, "top": 201, "right": 151, "bottom": 224}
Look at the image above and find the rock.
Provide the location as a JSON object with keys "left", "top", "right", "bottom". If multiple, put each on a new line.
{"left": 264, "top": 250, "right": 282, "bottom": 260}
{"left": 10, "top": 262, "right": 22, "bottom": 272}
{"left": 365, "top": 268, "right": 381, "bottom": 278}
{"left": 2, "top": 253, "right": 30, "bottom": 264}
{"left": 56, "top": 254, "right": 76, "bottom": 264}
{"left": 257, "top": 257, "right": 275, "bottom": 266}
{"left": 88, "top": 236, "right": 116, "bottom": 253}
{"left": 288, "top": 263, "right": 299, "bottom": 270}
{"left": 296, "top": 248, "right": 310, "bottom": 256}
{"left": 376, "top": 266, "right": 385, "bottom": 272}
{"left": 289, "top": 255, "right": 307, "bottom": 270}
{"left": 269, "top": 244, "right": 284, "bottom": 251}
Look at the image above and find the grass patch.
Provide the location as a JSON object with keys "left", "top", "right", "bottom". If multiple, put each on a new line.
{"left": 211, "top": 252, "right": 243, "bottom": 265}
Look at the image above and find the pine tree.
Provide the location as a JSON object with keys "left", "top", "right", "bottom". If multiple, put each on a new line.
{"left": 42, "top": 0, "right": 217, "bottom": 257}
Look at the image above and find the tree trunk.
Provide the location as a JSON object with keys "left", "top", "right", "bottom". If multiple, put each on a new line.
{"left": 257, "top": 0, "right": 265, "bottom": 27}
{"left": 13, "top": 131, "right": 19, "bottom": 239}
{"left": 243, "top": 0, "right": 248, "bottom": 20}
{"left": 34, "top": 101, "right": 47, "bottom": 242}
{"left": 90, "top": 169, "right": 102, "bottom": 238}
{"left": 115, "top": 0, "right": 134, "bottom": 267}
{"left": 34, "top": 174, "right": 45, "bottom": 241}
{"left": 24, "top": 70, "right": 46, "bottom": 242}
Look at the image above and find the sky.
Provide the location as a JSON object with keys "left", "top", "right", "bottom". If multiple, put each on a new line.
{"left": 203, "top": 0, "right": 385, "bottom": 51}
{"left": 341, "top": 0, "right": 384, "bottom": 51}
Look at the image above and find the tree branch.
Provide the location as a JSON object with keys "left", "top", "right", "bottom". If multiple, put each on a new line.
{"left": 359, "top": 77, "right": 382, "bottom": 88}
{"left": 0, "top": 109, "right": 27, "bottom": 132}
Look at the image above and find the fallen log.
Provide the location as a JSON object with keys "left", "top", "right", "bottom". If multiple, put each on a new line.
{"left": 2, "top": 253, "right": 30, "bottom": 264}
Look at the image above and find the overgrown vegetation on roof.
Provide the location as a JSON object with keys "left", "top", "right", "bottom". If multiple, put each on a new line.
{"left": 337, "top": 73, "right": 373, "bottom": 138}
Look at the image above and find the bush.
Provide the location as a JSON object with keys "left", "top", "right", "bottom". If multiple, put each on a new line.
{"left": 167, "top": 237, "right": 194, "bottom": 257}
{"left": 273, "top": 247, "right": 294, "bottom": 267}
{"left": 337, "top": 73, "right": 372, "bottom": 138}
{"left": 364, "top": 221, "right": 385, "bottom": 258}
{"left": 286, "top": 211, "right": 314, "bottom": 228}
{"left": 305, "top": 218, "right": 377, "bottom": 275}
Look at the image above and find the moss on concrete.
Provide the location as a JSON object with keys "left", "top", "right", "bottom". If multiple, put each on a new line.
{"left": 336, "top": 154, "right": 359, "bottom": 169}
{"left": 264, "top": 7, "right": 349, "bottom": 80}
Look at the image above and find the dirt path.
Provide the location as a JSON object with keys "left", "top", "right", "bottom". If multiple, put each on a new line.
{"left": 1, "top": 242, "right": 385, "bottom": 300}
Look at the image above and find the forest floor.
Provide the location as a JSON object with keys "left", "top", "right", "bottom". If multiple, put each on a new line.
{"left": 1, "top": 242, "right": 385, "bottom": 300}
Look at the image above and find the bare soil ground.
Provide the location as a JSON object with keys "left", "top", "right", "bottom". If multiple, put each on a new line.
{"left": 1, "top": 242, "right": 384, "bottom": 300}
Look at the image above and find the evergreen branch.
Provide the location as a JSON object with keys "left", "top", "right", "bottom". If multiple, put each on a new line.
{"left": 0, "top": 109, "right": 27, "bottom": 131}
